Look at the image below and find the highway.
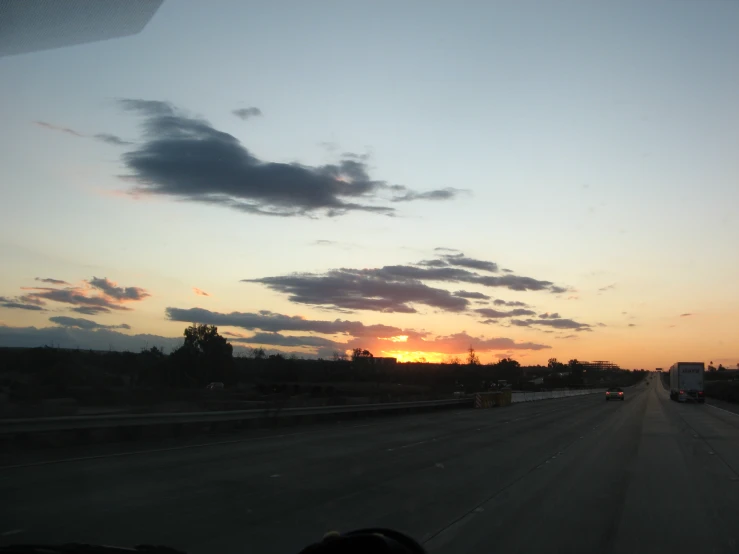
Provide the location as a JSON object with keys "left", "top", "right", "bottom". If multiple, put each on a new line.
{"left": 2, "top": 374, "right": 739, "bottom": 554}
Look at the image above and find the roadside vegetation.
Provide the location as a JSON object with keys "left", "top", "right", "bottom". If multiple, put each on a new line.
{"left": 0, "top": 324, "right": 647, "bottom": 418}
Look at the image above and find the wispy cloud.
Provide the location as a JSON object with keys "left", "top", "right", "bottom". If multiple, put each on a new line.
{"left": 493, "top": 299, "right": 529, "bottom": 307}
{"left": 0, "top": 324, "right": 179, "bottom": 352}
{"left": 49, "top": 316, "right": 131, "bottom": 330}
{"left": 0, "top": 296, "right": 45, "bottom": 311}
{"left": 539, "top": 312, "right": 561, "bottom": 319}
{"left": 680, "top": 313, "right": 692, "bottom": 317}
{"left": 165, "top": 307, "right": 551, "bottom": 357}
{"left": 245, "top": 253, "right": 569, "bottom": 314}
{"left": 34, "top": 120, "right": 84, "bottom": 137}
{"left": 94, "top": 133, "right": 133, "bottom": 146}
{"left": 599, "top": 283, "right": 617, "bottom": 292}
{"left": 193, "top": 287, "right": 210, "bottom": 297}
{"left": 510, "top": 317, "right": 592, "bottom": 331}
{"left": 476, "top": 308, "right": 536, "bottom": 319}
{"left": 232, "top": 107, "right": 262, "bottom": 120}
{"left": 35, "top": 121, "right": 131, "bottom": 145}
{"left": 19, "top": 276, "right": 150, "bottom": 314}
{"left": 454, "top": 290, "right": 491, "bottom": 300}
{"left": 35, "top": 277, "right": 70, "bottom": 285}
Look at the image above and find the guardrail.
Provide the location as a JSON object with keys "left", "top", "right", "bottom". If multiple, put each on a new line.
{"left": 0, "top": 398, "right": 473, "bottom": 436}
{"left": 511, "top": 389, "right": 605, "bottom": 403}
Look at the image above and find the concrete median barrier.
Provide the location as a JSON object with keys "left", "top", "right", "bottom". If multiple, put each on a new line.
{"left": 511, "top": 389, "right": 605, "bottom": 403}
{"left": 0, "top": 397, "right": 474, "bottom": 447}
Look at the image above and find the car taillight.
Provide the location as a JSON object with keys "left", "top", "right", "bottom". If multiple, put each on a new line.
{"left": 606, "top": 392, "right": 610, "bottom": 395}
{"left": 698, "top": 391, "right": 704, "bottom": 396}
{"left": 619, "top": 392, "right": 623, "bottom": 395}
{"left": 680, "top": 390, "right": 684, "bottom": 395}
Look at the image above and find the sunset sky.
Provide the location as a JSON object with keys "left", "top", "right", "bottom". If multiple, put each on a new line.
{"left": 1, "top": 1, "right": 737, "bottom": 369}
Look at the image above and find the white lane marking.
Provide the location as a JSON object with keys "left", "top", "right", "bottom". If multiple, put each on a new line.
{"left": 0, "top": 431, "right": 306, "bottom": 471}
{"left": 1, "top": 530, "right": 24, "bottom": 537}
{"left": 706, "top": 403, "right": 739, "bottom": 418}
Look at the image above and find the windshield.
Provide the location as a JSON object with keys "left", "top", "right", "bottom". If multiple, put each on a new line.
{"left": 2, "top": 2, "right": 739, "bottom": 554}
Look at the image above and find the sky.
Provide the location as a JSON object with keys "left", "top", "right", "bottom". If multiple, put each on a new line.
{"left": 1, "top": 0, "right": 738, "bottom": 369}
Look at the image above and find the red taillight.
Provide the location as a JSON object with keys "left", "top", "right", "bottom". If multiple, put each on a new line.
{"left": 680, "top": 390, "right": 685, "bottom": 395}
{"left": 606, "top": 392, "right": 610, "bottom": 395}
{"left": 619, "top": 392, "right": 623, "bottom": 396}
{"left": 698, "top": 391, "right": 705, "bottom": 396}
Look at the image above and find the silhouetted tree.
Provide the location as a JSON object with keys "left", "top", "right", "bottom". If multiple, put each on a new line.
{"left": 351, "top": 348, "right": 374, "bottom": 362}
{"left": 467, "top": 347, "right": 481, "bottom": 365}
{"left": 171, "top": 324, "right": 233, "bottom": 387}
{"left": 718, "top": 364, "right": 726, "bottom": 372}
{"left": 548, "top": 357, "right": 566, "bottom": 371}
{"left": 250, "top": 347, "right": 267, "bottom": 360}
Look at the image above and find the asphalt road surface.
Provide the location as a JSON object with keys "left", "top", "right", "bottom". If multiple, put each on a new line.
{"left": 3, "top": 375, "right": 739, "bottom": 554}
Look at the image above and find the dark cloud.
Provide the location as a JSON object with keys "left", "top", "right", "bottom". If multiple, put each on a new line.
{"left": 417, "top": 259, "right": 449, "bottom": 268}
{"left": 493, "top": 299, "right": 529, "bottom": 307}
{"left": 476, "top": 308, "right": 537, "bottom": 319}
{"left": 229, "top": 332, "right": 339, "bottom": 348}
{"left": 628, "top": 324, "right": 637, "bottom": 327}
{"left": 422, "top": 332, "right": 550, "bottom": 352}
{"left": 556, "top": 334, "right": 578, "bottom": 340}
{"left": 680, "top": 313, "right": 692, "bottom": 317}
{"left": 19, "top": 277, "right": 150, "bottom": 314}
{"left": 0, "top": 296, "right": 45, "bottom": 311}
{"left": 165, "top": 307, "right": 423, "bottom": 339}
{"left": 34, "top": 120, "right": 84, "bottom": 137}
{"left": 118, "top": 99, "right": 460, "bottom": 217}
{"left": 453, "top": 290, "right": 490, "bottom": 300}
{"left": 433, "top": 247, "right": 460, "bottom": 253}
{"left": 510, "top": 318, "right": 592, "bottom": 331}
{"left": 49, "top": 316, "right": 131, "bottom": 330}
{"left": 501, "top": 268, "right": 514, "bottom": 273}
{"left": 35, "top": 277, "right": 70, "bottom": 285}
{"left": 246, "top": 270, "right": 468, "bottom": 313}
{"left": 539, "top": 312, "right": 561, "bottom": 319}
{"left": 71, "top": 306, "right": 110, "bottom": 315}
{"left": 232, "top": 107, "right": 262, "bottom": 120}
{"left": 23, "top": 287, "right": 130, "bottom": 313}
{"left": 246, "top": 256, "right": 566, "bottom": 313}
{"left": 94, "top": 133, "right": 133, "bottom": 146}
{"left": 550, "top": 286, "right": 569, "bottom": 294}
{"left": 164, "top": 307, "right": 549, "bottom": 356}
{"left": 392, "top": 187, "right": 464, "bottom": 202}
{"left": 88, "top": 277, "right": 150, "bottom": 301}
{"left": 442, "top": 253, "right": 498, "bottom": 272}
{"left": 0, "top": 324, "right": 181, "bottom": 353}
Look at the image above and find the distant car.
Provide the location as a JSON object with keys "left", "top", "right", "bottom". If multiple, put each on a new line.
{"left": 606, "top": 387, "right": 624, "bottom": 401}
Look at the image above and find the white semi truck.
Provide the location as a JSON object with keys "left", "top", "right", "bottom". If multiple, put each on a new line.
{"left": 669, "top": 362, "right": 705, "bottom": 403}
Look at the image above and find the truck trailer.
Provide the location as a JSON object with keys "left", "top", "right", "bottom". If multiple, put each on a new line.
{"left": 669, "top": 362, "right": 705, "bottom": 403}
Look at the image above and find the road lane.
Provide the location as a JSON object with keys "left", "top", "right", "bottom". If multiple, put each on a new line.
{"left": 3, "top": 377, "right": 738, "bottom": 554}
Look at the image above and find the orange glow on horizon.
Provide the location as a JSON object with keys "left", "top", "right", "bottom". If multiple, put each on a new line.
{"left": 380, "top": 350, "right": 446, "bottom": 363}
